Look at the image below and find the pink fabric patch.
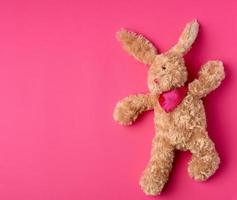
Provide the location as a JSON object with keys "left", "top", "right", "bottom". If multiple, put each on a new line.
{"left": 158, "top": 86, "right": 188, "bottom": 112}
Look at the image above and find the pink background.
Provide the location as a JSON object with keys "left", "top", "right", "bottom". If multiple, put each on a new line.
{"left": 0, "top": 0, "right": 236, "bottom": 199}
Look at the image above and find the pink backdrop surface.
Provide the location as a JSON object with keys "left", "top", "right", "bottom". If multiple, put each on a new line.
{"left": 0, "top": 0, "right": 236, "bottom": 199}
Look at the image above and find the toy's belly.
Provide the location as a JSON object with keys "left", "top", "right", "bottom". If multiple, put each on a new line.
{"left": 154, "top": 95, "right": 206, "bottom": 138}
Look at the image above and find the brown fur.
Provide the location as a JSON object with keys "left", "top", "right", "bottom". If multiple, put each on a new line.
{"left": 113, "top": 20, "right": 225, "bottom": 195}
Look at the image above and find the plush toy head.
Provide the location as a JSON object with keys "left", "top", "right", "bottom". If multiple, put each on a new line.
{"left": 117, "top": 20, "right": 198, "bottom": 94}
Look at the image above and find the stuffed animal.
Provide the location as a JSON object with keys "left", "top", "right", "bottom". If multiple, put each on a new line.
{"left": 113, "top": 20, "right": 225, "bottom": 195}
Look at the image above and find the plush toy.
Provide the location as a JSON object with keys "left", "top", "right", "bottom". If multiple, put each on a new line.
{"left": 113, "top": 20, "right": 225, "bottom": 195}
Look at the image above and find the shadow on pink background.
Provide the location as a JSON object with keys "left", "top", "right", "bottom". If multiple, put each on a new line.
{"left": 0, "top": 0, "right": 236, "bottom": 199}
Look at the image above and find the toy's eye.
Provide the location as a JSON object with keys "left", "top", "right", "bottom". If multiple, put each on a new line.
{"left": 162, "top": 66, "right": 166, "bottom": 70}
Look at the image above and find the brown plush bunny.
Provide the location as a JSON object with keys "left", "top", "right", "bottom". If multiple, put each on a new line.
{"left": 113, "top": 20, "right": 225, "bottom": 195}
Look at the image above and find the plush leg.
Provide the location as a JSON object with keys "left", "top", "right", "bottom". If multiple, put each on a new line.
{"left": 140, "top": 136, "right": 174, "bottom": 195}
{"left": 187, "top": 131, "right": 220, "bottom": 181}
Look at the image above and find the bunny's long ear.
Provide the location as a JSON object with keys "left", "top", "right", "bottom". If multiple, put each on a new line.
{"left": 117, "top": 29, "right": 157, "bottom": 65}
{"left": 170, "top": 20, "right": 199, "bottom": 55}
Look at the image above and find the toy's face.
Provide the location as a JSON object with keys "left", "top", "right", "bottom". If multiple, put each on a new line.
{"left": 148, "top": 52, "right": 188, "bottom": 94}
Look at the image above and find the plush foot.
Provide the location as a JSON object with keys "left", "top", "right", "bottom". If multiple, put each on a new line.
{"left": 188, "top": 154, "right": 220, "bottom": 181}
{"left": 139, "top": 161, "right": 169, "bottom": 195}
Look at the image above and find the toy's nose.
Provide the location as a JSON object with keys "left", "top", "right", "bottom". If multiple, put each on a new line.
{"left": 154, "top": 78, "right": 159, "bottom": 84}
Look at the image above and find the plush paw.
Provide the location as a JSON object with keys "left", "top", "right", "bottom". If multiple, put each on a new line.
{"left": 113, "top": 97, "right": 139, "bottom": 125}
{"left": 199, "top": 60, "right": 225, "bottom": 83}
{"left": 189, "top": 60, "right": 225, "bottom": 97}
{"left": 188, "top": 154, "right": 220, "bottom": 181}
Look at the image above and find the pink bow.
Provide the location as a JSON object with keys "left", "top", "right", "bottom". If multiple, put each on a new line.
{"left": 158, "top": 86, "right": 188, "bottom": 112}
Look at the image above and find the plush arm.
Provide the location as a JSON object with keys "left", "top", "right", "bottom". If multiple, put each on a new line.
{"left": 188, "top": 61, "right": 225, "bottom": 98}
{"left": 113, "top": 94, "right": 155, "bottom": 125}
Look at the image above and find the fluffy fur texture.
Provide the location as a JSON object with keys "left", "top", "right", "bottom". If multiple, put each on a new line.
{"left": 113, "top": 20, "right": 225, "bottom": 195}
